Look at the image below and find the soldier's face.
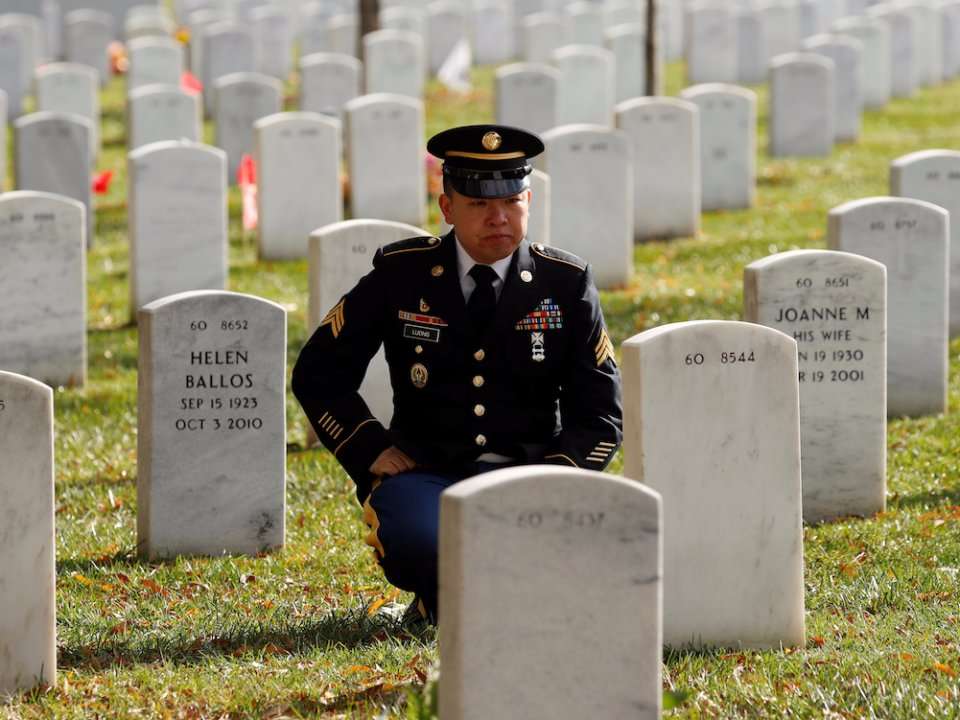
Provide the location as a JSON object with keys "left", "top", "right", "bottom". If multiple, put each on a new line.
{"left": 439, "top": 188, "right": 531, "bottom": 265}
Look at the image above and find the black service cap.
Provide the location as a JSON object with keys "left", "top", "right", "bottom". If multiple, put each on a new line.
{"left": 427, "top": 124, "right": 545, "bottom": 199}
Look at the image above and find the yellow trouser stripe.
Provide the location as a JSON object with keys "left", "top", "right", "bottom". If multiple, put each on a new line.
{"left": 362, "top": 479, "right": 385, "bottom": 560}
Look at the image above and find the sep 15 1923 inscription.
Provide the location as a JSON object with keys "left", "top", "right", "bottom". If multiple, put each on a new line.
{"left": 745, "top": 249, "right": 887, "bottom": 524}
{"left": 137, "top": 291, "right": 286, "bottom": 559}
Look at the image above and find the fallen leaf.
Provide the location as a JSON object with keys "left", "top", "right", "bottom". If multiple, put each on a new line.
{"left": 900, "top": 653, "right": 915, "bottom": 661}
{"left": 809, "top": 636, "right": 826, "bottom": 648}
{"left": 72, "top": 573, "right": 95, "bottom": 587}
{"left": 932, "top": 663, "right": 957, "bottom": 677}
{"left": 345, "top": 665, "right": 372, "bottom": 675}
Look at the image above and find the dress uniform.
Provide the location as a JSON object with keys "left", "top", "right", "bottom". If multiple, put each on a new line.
{"left": 292, "top": 124, "right": 622, "bottom": 623}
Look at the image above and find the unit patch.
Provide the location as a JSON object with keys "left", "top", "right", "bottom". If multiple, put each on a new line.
{"left": 403, "top": 324, "right": 440, "bottom": 343}
{"left": 515, "top": 298, "right": 563, "bottom": 330}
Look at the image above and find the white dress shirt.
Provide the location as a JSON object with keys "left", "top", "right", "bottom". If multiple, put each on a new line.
{"left": 455, "top": 234, "right": 513, "bottom": 303}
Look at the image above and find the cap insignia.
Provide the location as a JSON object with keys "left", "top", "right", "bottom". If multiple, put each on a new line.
{"left": 482, "top": 131, "right": 502, "bottom": 151}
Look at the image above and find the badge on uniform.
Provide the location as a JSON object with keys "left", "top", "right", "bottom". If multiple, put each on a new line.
{"left": 515, "top": 298, "right": 563, "bottom": 331}
{"left": 410, "top": 363, "right": 428, "bottom": 389}
{"left": 531, "top": 332, "right": 545, "bottom": 362}
{"left": 400, "top": 309, "right": 447, "bottom": 343}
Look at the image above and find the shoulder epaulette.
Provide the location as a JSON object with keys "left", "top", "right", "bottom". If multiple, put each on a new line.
{"left": 530, "top": 242, "right": 587, "bottom": 271}
{"left": 381, "top": 235, "right": 443, "bottom": 257}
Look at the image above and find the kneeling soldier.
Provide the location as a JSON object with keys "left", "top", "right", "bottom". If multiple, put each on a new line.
{"left": 292, "top": 124, "right": 623, "bottom": 623}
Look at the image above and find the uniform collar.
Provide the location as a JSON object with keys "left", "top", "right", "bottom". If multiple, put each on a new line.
{"left": 453, "top": 233, "right": 515, "bottom": 285}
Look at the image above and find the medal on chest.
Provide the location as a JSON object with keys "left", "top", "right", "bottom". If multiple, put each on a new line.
{"left": 531, "top": 331, "right": 545, "bottom": 362}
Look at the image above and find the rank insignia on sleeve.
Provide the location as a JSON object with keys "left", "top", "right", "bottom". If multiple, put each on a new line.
{"left": 595, "top": 327, "right": 615, "bottom": 367}
{"left": 320, "top": 299, "right": 345, "bottom": 338}
{"left": 515, "top": 298, "right": 563, "bottom": 330}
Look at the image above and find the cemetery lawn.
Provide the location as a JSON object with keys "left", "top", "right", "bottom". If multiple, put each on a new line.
{"left": 4, "top": 62, "right": 960, "bottom": 719}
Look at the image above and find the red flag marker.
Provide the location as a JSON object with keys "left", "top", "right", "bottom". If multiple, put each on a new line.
{"left": 238, "top": 154, "right": 258, "bottom": 231}
{"left": 92, "top": 170, "right": 114, "bottom": 195}
{"left": 180, "top": 70, "right": 202, "bottom": 95}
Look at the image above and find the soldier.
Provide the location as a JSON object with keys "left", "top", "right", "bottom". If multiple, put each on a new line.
{"left": 292, "top": 124, "right": 622, "bottom": 624}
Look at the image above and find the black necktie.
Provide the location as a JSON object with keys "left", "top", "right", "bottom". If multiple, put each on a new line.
{"left": 467, "top": 264, "right": 498, "bottom": 335}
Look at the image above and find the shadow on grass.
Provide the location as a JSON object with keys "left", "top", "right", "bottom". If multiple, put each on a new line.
{"left": 59, "top": 607, "right": 434, "bottom": 671}
{"left": 890, "top": 485, "right": 960, "bottom": 511}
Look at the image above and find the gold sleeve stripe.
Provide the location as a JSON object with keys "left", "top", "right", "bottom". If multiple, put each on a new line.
{"left": 319, "top": 411, "right": 330, "bottom": 425}
{"left": 320, "top": 299, "right": 345, "bottom": 338}
{"left": 587, "top": 453, "right": 607, "bottom": 460}
{"left": 598, "top": 441, "right": 616, "bottom": 448}
{"left": 544, "top": 453, "right": 579, "bottom": 467}
{"left": 335, "top": 418, "right": 378, "bottom": 456}
{"left": 333, "top": 426, "right": 344, "bottom": 440}
{"left": 321, "top": 415, "right": 335, "bottom": 431}
{"left": 595, "top": 328, "right": 615, "bottom": 367}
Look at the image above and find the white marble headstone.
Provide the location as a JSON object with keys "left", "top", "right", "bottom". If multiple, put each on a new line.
{"left": 213, "top": 71, "right": 282, "bottom": 182}
{"left": 605, "top": 23, "right": 650, "bottom": 103}
{"left": 891, "top": 150, "right": 960, "bottom": 337}
{"left": 426, "top": 1, "right": 467, "bottom": 74}
{"left": 831, "top": 15, "right": 891, "bottom": 108}
{"left": 562, "top": 1, "right": 605, "bottom": 46}
{"left": 127, "top": 36, "right": 184, "bottom": 92}
{"left": 299, "top": 52, "right": 361, "bottom": 119}
{"left": 344, "top": 93, "right": 425, "bottom": 228}
{"left": 379, "top": 5, "right": 426, "bottom": 41}
{"left": 64, "top": 9, "right": 113, "bottom": 85}
{"left": 0, "top": 371, "right": 56, "bottom": 695}
{"left": 802, "top": 34, "right": 863, "bottom": 142}
{"left": 255, "top": 112, "right": 342, "bottom": 261}
{"left": 0, "top": 192, "right": 86, "bottom": 387}
{"left": 758, "top": 0, "right": 801, "bottom": 62}
{"left": 538, "top": 124, "right": 632, "bottom": 289}
{"left": 895, "top": 1, "right": 941, "bottom": 87}
{"left": 553, "top": 45, "right": 615, "bottom": 126}
{"left": 308, "top": 219, "right": 430, "bottom": 430}
{"left": 866, "top": 6, "right": 915, "bottom": 98}
{"left": 527, "top": 168, "right": 550, "bottom": 248}
{"left": 471, "top": 1, "right": 513, "bottom": 65}
{"left": 615, "top": 97, "right": 700, "bottom": 240}
{"left": 363, "top": 30, "right": 425, "bottom": 99}
{"left": 14, "top": 112, "right": 93, "bottom": 244}
{"left": 0, "top": 14, "right": 42, "bottom": 93}
{"left": 137, "top": 290, "right": 287, "bottom": 559}
{"left": 127, "top": 84, "right": 202, "bottom": 149}
{"left": 324, "top": 13, "right": 359, "bottom": 58}
{"left": 251, "top": 6, "right": 292, "bottom": 80}
{"left": 622, "top": 320, "right": 805, "bottom": 649}
{"left": 942, "top": 1, "right": 960, "bottom": 79}
{"left": 200, "top": 22, "right": 255, "bottom": 115}
{"left": 828, "top": 197, "right": 948, "bottom": 417}
{"left": 0, "top": 25, "right": 26, "bottom": 117}
{"left": 680, "top": 83, "right": 756, "bottom": 211}
{"left": 744, "top": 250, "right": 887, "bottom": 523}
{"left": 0, "top": 90, "right": 6, "bottom": 188}
{"left": 34, "top": 62, "right": 100, "bottom": 161}
{"left": 520, "top": 12, "right": 561, "bottom": 64}
{"left": 495, "top": 63, "right": 559, "bottom": 136}
{"left": 438, "top": 466, "right": 662, "bottom": 720}
{"left": 186, "top": 8, "right": 226, "bottom": 79}
{"left": 686, "top": 3, "right": 738, "bottom": 84}
{"left": 128, "top": 141, "right": 228, "bottom": 316}
{"left": 736, "top": 6, "right": 766, "bottom": 84}
{"left": 768, "top": 52, "right": 835, "bottom": 157}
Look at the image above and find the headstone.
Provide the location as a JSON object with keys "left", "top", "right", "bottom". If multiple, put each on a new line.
{"left": 769, "top": 52, "right": 834, "bottom": 157}
{"left": 744, "top": 250, "right": 887, "bottom": 523}
{"left": 127, "top": 84, "right": 202, "bottom": 149}
{"left": 344, "top": 93, "right": 425, "bottom": 228}
{"left": 562, "top": 1, "right": 604, "bottom": 46}
{"left": 831, "top": 15, "right": 891, "bottom": 108}
{"left": 616, "top": 97, "right": 700, "bottom": 240}
{"left": 325, "top": 13, "right": 358, "bottom": 57}
{"left": 893, "top": 1, "right": 940, "bottom": 87}
{"left": 0, "top": 192, "right": 86, "bottom": 387}
{"left": 0, "top": 90, "right": 6, "bottom": 188}
{"left": 125, "top": 9, "right": 174, "bottom": 40}
{"left": 127, "top": 36, "right": 184, "bottom": 92}
{"left": 686, "top": 3, "right": 738, "bottom": 84}
{"left": 0, "top": 24, "right": 25, "bottom": 116}
{"left": 200, "top": 22, "right": 255, "bottom": 115}
{"left": 942, "top": 1, "right": 960, "bottom": 79}
{"left": 680, "top": 83, "right": 756, "bottom": 211}
{"left": 867, "top": 6, "right": 915, "bottom": 97}
{"left": 758, "top": 0, "right": 801, "bottom": 62}
{"left": 603, "top": 1, "right": 643, "bottom": 30}
{"left": 554, "top": 45, "right": 615, "bottom": 126}
{"left": 128, "top": 141, "right": 228, "bottom": 315}
{"left": 34, "top": 62, "right": 100, "bottom": 162}
{"left": 605, "top": 23, "right": 649, "bottom": 102}
{"left": 64, "top": 9, "right": 113, "bottom": 86}
{"left": 137, "top": 290, "right": 286, "bottom": 559}
{"left": 538, "top": 125, "right": 632, "bottom": 289}
{"left": 213, "top": 72, "right": 282, "bottom": 182}
{"left": 186, "top": 8, "right": 226, "bottom": 78}
{"left": 890, "top": 150, "right": 960, "bottom": 337}
{"left": 426, "top": 1, "right": 467, "bottom": 75}
{"left": 379, "top": 5, "right": 426, "bottom": 41}
{"left": 494, "top": 63, "right": 559, "bottom": 135}
{"left": 736, "top": 6, "right": 767, "bottom": 84}
{"left": 0, "top": 14, "right": 43, "bottom": 92}
{"left": 798, "top": 0, "right": 821, "bottom": 38}
{"left": 308, "top": 219, "right": 430, "bottom": 428}
{"left": 255, "top": 112, "right": 342, "bottom": 261}
{"left": 364, "top": 30, "right": 425, "bottom": 99}
{"left": 827, "top": 197, "right": 948, "bottom": 417}
{"left": 438, "top": 466, "right": 662, "bottom": 719}
{"left": 0, "top": 371, "right": 56, "bottom": 695}
{"left": 14, "top": 112, "right": 93, "bottom": 244}
{"left": 520, "top": 12, "right": 561, "bottom": 64}
{"left": 471, "top": 1, "right": 513, "bottom": 65}
{"left": 299, "top": 52, "right": 361, "bottom": 119}
{"left": 802, "top": 34, "right": 863, "bottom": 142}
{"left": 251, "top": 5, "right": 292, "bottom": 80}
{"left": 527, "top": 168, "right": 550, "bottom": 247}
{"left": 622, "top": 320, "right": 806, "bottom": 649}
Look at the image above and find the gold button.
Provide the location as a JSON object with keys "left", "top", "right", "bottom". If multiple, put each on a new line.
{"left": 472, "top": 375, "right": 484, "bottom": 388}
{"left": 474, "top": 404, "right": 485, "bottom": 417}
{"left": 415, "top": 345, "right": 423, "bottom": 354}
{"left": 431, "top": 265, "right": 444, "bottom": 277}
{"left": 474, "top": 349, "right": 485, "bottom": 361}
{"left": 475, "top": 434, "right": 487, "bottom": 446}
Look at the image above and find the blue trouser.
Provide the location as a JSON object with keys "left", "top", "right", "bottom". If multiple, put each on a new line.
{"left": 362, "top": 463, "right": 510, "bottom": 623}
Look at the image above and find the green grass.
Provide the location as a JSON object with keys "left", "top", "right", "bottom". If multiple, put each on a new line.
{"left": 3, "top": 59, "right": 960, "bottom": 718}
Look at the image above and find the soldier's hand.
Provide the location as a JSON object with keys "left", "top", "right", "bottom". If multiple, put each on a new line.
{"left": 369, "top": 446, "right": 417, "bottom": 476}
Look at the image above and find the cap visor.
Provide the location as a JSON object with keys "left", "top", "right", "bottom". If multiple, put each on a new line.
{"left": 450, "top": 176, "right": 529, "bottom": 199}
